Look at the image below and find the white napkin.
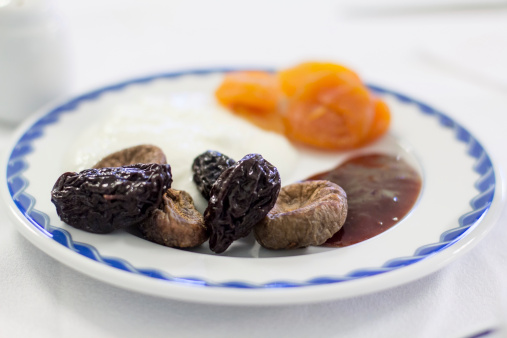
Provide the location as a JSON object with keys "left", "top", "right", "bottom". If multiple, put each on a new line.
{"left": 1, "top": 196, "right": 507, "bottom": 338}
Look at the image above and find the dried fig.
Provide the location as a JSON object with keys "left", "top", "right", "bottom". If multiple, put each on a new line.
{"left": 139, "top": 188, "right": 208, "bottom": 248}
{"left": 93, "top": 144, "right": 166, "bottom": 168}
{"left": 254, "top": 180, "right": 347, "bottom": 250}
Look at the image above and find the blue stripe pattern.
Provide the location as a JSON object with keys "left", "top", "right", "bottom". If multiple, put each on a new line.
{"left": 5, "top": 69, "right": 496, "bottom": 289}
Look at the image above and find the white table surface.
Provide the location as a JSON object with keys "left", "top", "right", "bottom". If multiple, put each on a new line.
{"left": 2, "top": 1, "right": 507, "bottom": 337}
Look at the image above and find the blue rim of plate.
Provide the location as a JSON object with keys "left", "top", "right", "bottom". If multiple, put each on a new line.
{"left": 5, "top": 68, "right": 496, "bottom": 289}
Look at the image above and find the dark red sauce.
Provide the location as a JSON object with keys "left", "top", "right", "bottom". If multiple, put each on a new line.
{"left": 308, "top": 154, "right": 422, "bottom": 247}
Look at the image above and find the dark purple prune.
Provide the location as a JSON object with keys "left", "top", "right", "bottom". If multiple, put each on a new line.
{"left": 192, "top": 150, "right": 235, "bottom": 200}
{"left": 204, "top": 153, "right": 281, "bottom": 254}
{"left": 51, "top": 163, "right": 172, "bottom": 234}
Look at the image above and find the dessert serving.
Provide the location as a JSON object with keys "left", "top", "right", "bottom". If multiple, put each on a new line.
{"left": 50, "top": 62, "right": 422, "bottom": 254}
{"left": 4, "top": 60, "right": 496, "bottom": 303}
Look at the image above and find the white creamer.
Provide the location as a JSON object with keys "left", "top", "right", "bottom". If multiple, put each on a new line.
{"left": 0, "top": 0, "right": 70, "bottom": 124}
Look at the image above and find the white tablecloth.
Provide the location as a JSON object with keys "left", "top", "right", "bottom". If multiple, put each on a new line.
{"left": 2, "top": 1, "right": 507, "bottom": 337}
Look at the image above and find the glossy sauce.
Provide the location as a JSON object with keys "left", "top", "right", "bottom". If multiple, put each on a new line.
{"left": 308, "top": 154, "right": 422, "bottom": 247}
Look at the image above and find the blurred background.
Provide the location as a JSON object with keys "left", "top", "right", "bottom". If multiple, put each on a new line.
{"left": 2, "top": 0, "right": 506, "bottom": 139}
{"left": 2, "top": 0, "right": 507, "bottom": 120}
{"left": 55, "top": 0, "right": 507, "bottom": 92}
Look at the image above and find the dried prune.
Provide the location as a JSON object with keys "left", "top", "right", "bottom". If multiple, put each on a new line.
{"left": 204, "top": 153, "right": 281, "bottom": 253}
{"left": 139, "top": 188, "right": 208, "bottom": 248}
{"left": 51, "top": 163, "right": 172, "bottom": 234}
{"left": 192, "top": 150, "right": 235, "bottom": 200}
{"left": 254, "top": 180, "right": 347, "bottom": 250}
{"left": 93, "top": 144, "right": 167, "bottom": 168}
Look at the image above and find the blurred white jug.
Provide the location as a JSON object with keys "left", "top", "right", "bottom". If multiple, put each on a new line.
{"left": 0, "top": 0, "right": 70, "bottom": 125}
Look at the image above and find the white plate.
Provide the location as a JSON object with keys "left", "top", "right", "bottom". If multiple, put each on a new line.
{"left": 2, "top": 69, "right": 503, "bottom": 305}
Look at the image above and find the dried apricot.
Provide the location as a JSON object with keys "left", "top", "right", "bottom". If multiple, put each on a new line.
{"left": 278, "top": 61, "right": 361, "bottom": 97}
{"left": 360, "top": 98, "right": 391, "bottom": 145}
{"left": 214, "top": 62, "right": 391, "bottom": 150}
{"left": 284, "top": 75, "right": 375, "bottom": 149}
{"left": 215, "top": 71, "right": 279, "bottom": 113}
{"left": 215, "top": 71, "right": 285, "bottom": 133}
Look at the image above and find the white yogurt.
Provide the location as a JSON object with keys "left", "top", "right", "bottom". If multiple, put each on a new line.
{"left": 66, "top": 92, "right": 299, "bottom": 212}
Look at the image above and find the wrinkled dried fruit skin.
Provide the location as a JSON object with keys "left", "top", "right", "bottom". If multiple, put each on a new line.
{"left": 139, "top": 188, "right": 208, "bottom": 248}
{"left": 51, "top": 163, "right": 172, "bottom": 234}
{"left": 254, "top": 180, "right": 347, "bottom": 250}
{"left": 192, "top": 150, "right": 235, "bottom": 200}
{"left": 204, "top": 153, "right": 281, "bottom": 254}
{"left": 93, "top": 144, "right": 167, "bottom": 168}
